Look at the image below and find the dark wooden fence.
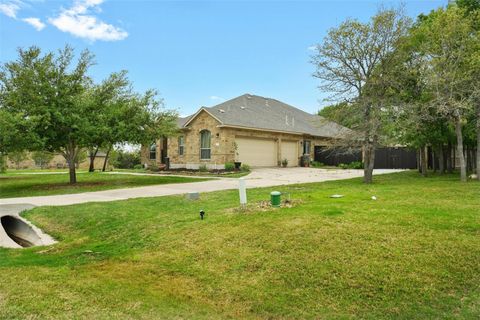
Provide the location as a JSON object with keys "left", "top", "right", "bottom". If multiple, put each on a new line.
{"left": 314, "top": 146, "right": 417, "bottom": 169}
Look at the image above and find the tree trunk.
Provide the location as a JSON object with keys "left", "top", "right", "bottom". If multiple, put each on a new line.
{"left": 438, "top": 145, "right": 445, "bottom": 174}
{"left": 432, "top": 148, "right": 437, "bottom": 173}
{"left": 68, "top": 160, "right": 76, "bottom": 184}
{"left": 102, "top": 146, "right": 112, "bottom": 172}
{"left": 63, "top": 142, "right": 79, "bottom": 184}
{"left": 447, "top": 142, "right": 453, "bottom": 173}
{"left": 417, "top": 149, "right": 422, "bottom": 173}
{"left": 454, "top": 119, "right": 467, "bottom": 182}
{"left": 88, "top": 147, "right": 99, "bottom": 172}
{"left": 0, "top": 154, "right": 6, "bottom": 173}
{"left": 363, "top": 144, "right": 375, "bottom": 183}
{"left": 363, "top": 137, "right": 376, "bottom": 184}
{"left": 420, "top": 146, "right": 428, "bottom": 177}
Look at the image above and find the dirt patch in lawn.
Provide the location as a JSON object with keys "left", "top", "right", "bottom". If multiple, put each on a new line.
{"left": 33, "top": 182, "right": 107, "bottom": 191}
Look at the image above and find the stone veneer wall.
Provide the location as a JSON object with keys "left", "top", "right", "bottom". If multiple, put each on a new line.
{"left": 167, "top": 110, "right": 332, "bottom": 168}
{"left": 167, "top": 111, "right": 230, "bottom": 169}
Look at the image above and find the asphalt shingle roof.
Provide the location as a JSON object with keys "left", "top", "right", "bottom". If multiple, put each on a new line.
{"left": 182, "top": 94, "right": 352, "bottom": 138}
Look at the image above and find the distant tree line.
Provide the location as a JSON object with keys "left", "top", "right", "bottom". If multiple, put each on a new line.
{"left": 312, "top": 0, "right": 480, "bottom": 183}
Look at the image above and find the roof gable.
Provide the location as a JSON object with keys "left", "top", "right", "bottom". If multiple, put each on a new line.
{"left": 182, "top": 108, "right": 223, "bottom": 127}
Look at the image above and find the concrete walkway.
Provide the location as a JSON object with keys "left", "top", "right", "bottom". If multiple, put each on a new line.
{"left": 0, "top": 168, "right": 402, "bottom": 207}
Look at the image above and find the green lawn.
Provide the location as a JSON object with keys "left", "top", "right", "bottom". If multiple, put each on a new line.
{"left": 0, "top": 172, "right": 209, "bottom": 198}
{"left": 0, "top": 172, "right": 479, "bottom": 319}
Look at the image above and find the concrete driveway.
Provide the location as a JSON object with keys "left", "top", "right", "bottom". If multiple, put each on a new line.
{"left": 0, "top": 168, "right": 402, "bottom": 207}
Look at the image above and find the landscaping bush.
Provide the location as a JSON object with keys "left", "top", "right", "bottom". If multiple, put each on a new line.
{"left": 133, "top": 164, "right": 144, "bottom": 170}
{"left": 112, "top": 150, "right": 141, "bottom": 169}
{"left": 32, "top": 151, "right": 54, "bottom": 169}
{"left": 0, "top": 155, "right": 6, "bottom": 173}
{"left": 241, "top": 163, "right": 250, "bottom": 172}
{"left": 148, "top": 164, "right": 160, "bottom": 172}
{"left": 199, "top": 164, "right": 208, "bottom": 172}
{"left": 347, "top": 161, "right": 363, "bottom": 169}
{"left": 224, "top": 162, "right": 235, "bottom": 172}
{"left": 338, "top": 161, "right": 364, "bottom": 169}
{"left": 311, "top": 161, "right": 324, "bottom": 168}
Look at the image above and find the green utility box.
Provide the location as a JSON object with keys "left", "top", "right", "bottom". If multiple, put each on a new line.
{"left": 270, "top": 191, "right": 281, "bottom": 207}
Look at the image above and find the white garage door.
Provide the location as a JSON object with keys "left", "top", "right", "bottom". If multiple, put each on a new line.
{"left": 281, "top": 140, "right": 299, "bottom": 167}
{"left": 235, "top": 137, "right": 277, "bottom": 167}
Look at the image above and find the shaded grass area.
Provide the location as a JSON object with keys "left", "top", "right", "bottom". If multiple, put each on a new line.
{"left": 116, "top": 169, "right": 251, "bottom": 178}
{"left": 0, "top": 172, "right": 479, "bottom": 319}
{"left": 0, "top": 172, "right": 209, "bottom": 198}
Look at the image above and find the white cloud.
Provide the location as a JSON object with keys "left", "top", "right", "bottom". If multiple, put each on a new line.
{"left": 0, "top": 1, "right": 20, "bottom": 18}
{"left": 307, "top": 45, "right": 317, "bottom": 51}
{"left": 49, "top": 0, "right": 128, "bottom": 42}
{"left": 210, "top": 95, "right": 225, "bottom": 101}
{"left": 22, "top": 17, "right": 45, "bottom": 30}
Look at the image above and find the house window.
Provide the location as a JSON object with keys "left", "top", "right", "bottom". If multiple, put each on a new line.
{"left": 200, "top": 130, "right": 211, "bottom": 160}
{"left": 303, "top": 140, "right": 311, "bottom": 155}
{"left": 149, "top": 143, "right": 156, "bottom": 160}
{"left": 178, "top": 136, "right": 185, "bottom": 156}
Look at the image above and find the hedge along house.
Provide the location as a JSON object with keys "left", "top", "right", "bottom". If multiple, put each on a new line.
{"left": 141, "top": 94, "right": 351, "bottom": 169}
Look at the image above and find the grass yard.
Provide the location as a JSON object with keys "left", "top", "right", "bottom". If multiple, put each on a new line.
{"left": 0, "top": 172, "right": 479, "bottom": 319}
{"left": 0, "top": 172, "right": 209, "bottom": 198}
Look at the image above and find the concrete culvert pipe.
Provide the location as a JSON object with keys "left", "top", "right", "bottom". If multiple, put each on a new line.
{"left": 0, "top": 204, "right": 56, "bottom": 249}
{"left": 1, "top": 215, "right": 43, "bottom": 248}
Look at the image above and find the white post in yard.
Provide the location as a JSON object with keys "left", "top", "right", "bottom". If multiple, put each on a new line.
{"left": 239, "top": 177, "right": 247, "bottom": 208}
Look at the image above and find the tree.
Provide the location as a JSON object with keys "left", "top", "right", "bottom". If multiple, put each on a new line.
{"left": 0, "top": 46, "right": 93, "bottom": 183}
{"left": 83, "top": 71, "right": 178, "bottom": 172}
{"left": 0, "top": 46, "right": 178, "bottom": 183}
{"left": 456, "top": 0, "right": 480, "bottom": 180}
{"left": 318, "top": 102, "right": 361, "bottom": 129}
{"left": 0, "top": 105, "right": 40, "bottom": 173}
{"left": 31, "top": 151, "right": 54, "bottom": 169}
{"left": 312, "top": 7, "right": 411, "bottom": 183}
{"left": 411, "top": 6, "right": 479, "bottom": 181}
{"left": 8, "top": 150, "right": 28, "bottom": 169}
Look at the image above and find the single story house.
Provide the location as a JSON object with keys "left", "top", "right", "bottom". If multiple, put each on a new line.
{"left": 141, "top": 94, "right": 351, "bottom": 169}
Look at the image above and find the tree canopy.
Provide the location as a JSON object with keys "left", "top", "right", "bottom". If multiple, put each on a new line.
{"left": 0, "top": 46, "right": 178, "bottom": 183}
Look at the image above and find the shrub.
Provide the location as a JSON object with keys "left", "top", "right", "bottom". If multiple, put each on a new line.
{"left": 348, "top": 161, "right": 363, "bottom": 169}
{"left": 32, "top": 151, "right": 54, "bottom": 169}
{"left": 199, "top": 164, "right": 208, "bottom": 172}
{"left": 338, "top": 162, "right": 363, "bottom": 169}
{"left": 112, "top": 150, "right": 141, "bottom": 169}
{"left": 224, "top": 162, "right": 235, "bottom": 172}
{"left": 0, "top": 155, "right": 6, "bottom": 173}
{"left": 133, "top": 164, "right": 144, "bottom": 170}
{"left": 281, "top": 158, "right": 289, "bottom": 167}
{"left": 148, "top": 164, "right": 160, "bottom": 172}
{"left": 311, "top": 161, "right": 324, "bottom": 168}
{"left": 241, "top": 163, "right": 250, "bottom": 172}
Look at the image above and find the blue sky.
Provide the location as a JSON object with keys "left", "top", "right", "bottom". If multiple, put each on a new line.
{"left": 1, "top": 0, "right": 445, "bottom": 116}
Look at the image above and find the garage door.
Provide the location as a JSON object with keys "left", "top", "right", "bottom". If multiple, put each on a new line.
{"left": 281, "top": 140, "right": 299, "bottom": 167}
{"left": 235, "top": 137, "right": 277, "bottom": 167}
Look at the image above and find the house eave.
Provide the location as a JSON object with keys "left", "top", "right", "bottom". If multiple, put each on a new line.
{"left": 217, "top": 124, "right": 312, "bottom": 136}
